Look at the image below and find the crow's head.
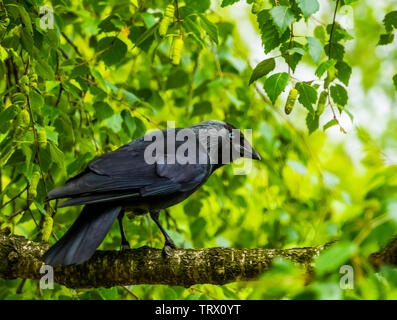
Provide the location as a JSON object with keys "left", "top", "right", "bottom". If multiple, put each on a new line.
{"left": 190, "top": 120, "right": 261, "bottom": 164}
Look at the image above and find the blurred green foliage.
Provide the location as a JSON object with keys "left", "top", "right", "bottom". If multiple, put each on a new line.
{"left": 0, "top": 0, "right": 397, "bottom": 300}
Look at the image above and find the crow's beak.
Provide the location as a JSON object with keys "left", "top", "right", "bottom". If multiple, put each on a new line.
{"left": 251, "top": 148, "right": 261, "bottom": 161}
{"left": 240, "top": 144, "right": 262, "bottom": 161}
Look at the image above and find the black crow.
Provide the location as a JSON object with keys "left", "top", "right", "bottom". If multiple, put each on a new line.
{"left": 43, "top": 120, "right": 261, "bottom": 266}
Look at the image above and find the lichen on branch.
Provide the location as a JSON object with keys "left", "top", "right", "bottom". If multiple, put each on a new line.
{"left": 0, "top": 228, "right": 328, "bottom": 289}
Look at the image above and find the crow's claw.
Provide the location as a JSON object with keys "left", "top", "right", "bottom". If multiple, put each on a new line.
{"left": 120, "top": 243, "right": 130, "bottom": 251}
{"left": 162, "top": 241, "right": 177, "bottom": 257}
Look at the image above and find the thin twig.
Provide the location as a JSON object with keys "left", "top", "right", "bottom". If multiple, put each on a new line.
{"left": 326, "top": 89, "right": 346, "bottom": 133}
{"left": 288, "top": 24, "right": 294, "bottom": 75}
{"left": 121, "top": 286, "right": 140, "bottom": 300}
{"left": 328, "top": 0, "right": 340, "bottom": 60}
{"left": 185, "top": 55, "right": 199, "bottom": 115}
{"left": 0, "top": 185, "right": 28, "bottom": 210}
{"left": 174, "top": 0, "right": 184, "bottom": 36}
{"left": 255, "top": 83, "right": 322, "bottom": 171}
{"left": 287, "top": 1, "right": 295, "bottom": 75}
{"left": 16, "top": 279, "right": 26, "bottom": 294}
{"left": 61, "top": 32, "right": 82, "bottom": 57}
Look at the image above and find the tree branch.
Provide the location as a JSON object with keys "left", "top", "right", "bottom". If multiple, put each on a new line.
{"left": 0, "top": 228, "right": 330, "bottom": 289}
{"left": 328, "top": 0, "right": 340, "bottom": 60}
{"left": 369, "top": 235, "right": 397, "bottom": 269}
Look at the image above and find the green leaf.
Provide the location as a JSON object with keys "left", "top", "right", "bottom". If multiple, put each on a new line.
{"left": 257, "top": 10, "right": 290, "bottom": 53}
{"left": 313, "top": 25, "right": 326, "bottom": 44}
{"left": 35, "top": 59, "right": 55, "bottom": 80}
{"left": 97, "top": 37, "right": 127, "bottom": 66}
{"left": 43, "top": 126, "right": 59, "bottom": 144}
{"left": 306, "top": 111, "right": 319, "bottom": 134}
{"left": 0, "top": 46, "right": 8, "bottom": 61}
{"left": 122, "top": 110, "right": 136, "bottom": 136}
{"left": 307, "top": 36, "right": 323, "bottom": 64}
{"left": 94, "top": 101, "right": 114, "bottom": 121}
{"left": 186, "top": 0, "right": 211, "bottom": 12}
{"left": 378, "top": 33, "right": 394, "bottom": 46}
{"left": 263, "top": 72, "right": 290, "bottom": 105}
{"left": 199, "top": 15, "right": 219, "bottom": 45}
{"left": 166, "top": 69, "right": 189, "bottom": 90}
{"left": 296, "top": 0, "right": 320, "bottom": 19}
{"left": 280, "top": 41, "right": 304, "bottom": 72}
{"left": 335, "top": 60, "right": 352, "bottom": 86}
{"left": 105, "top": 112, "right": 123, "bottom": 133}
{"left": 128, "top": 26, "right": 155, "bottom": 51}
{"left": 140, "top": 12, "right": 156, "bottom": 28}
{"left": 122, "top": 89, "right": 139, "bottom": 105}
{"left": 324, "top": 43, "right": 345, "bottom": 61}
{"left": 71, "top": 65, "right": 90, "bottom": 78}
{"left": 184, "top": 199, "right": 203, "bottom": 216}
{"left": 326, "top": 24, "right": 354, "bottom": 42}
{"left": 315, "top": 59, "right": 336, "bottom": 78}
{"left": 183, "top": 16, "right": 205, "bottom": 47}
{"left": 18, "top": 6, "right": 33, "bottom": 34}
{"left": 383, "top": 11, "right": 397, "bottom": 33}
{"left": 45, "top": 81, "right": 60, "bottom": 92}
{"left": 288, "top": 47, "right": 306, "bottom": 56}
{"left": 6, "top": 149, "right": 27, "bottom": 167}
{"left": 48, "top": 142, "right": 65, "bottom": 171}
{"left": 190, "top": 217, "right": 206, "bottom": 238}
{"left": 315, "top": 242, "right": 357, "bottom": 275}
{"left": 91, "top": 68, "right": 107, "bottom": 90}
{"left": 29, "top": 91, "right": 44, "bottom": 109}
{"left": 45, "top": 30, "right": 60, "bottom": 49}
{"left": 98, "top": 15, "right": 122, "bottom": 32}
{"left": 249, "top": 58, "right": 275, "bottom": 85}
{"left": 221, "top": 0, "right": 240, "bottom": 7}
{"left": 270, "top": 6, "right": 295, "bottom": 35}
{"left": 296, "top": 82, "right": 317, "bottom": 113}
{"left": 192, "top": 101, "right": 212, "bottom": 116}
{"left": 323, "top": 118, "right": 338, "bottom": 131}
{"left": 0, "top": 105, "right": 18, "bottom": 128}
{"left": 393, "top": 74, "right": 397, "bottom": 91}
{"left": 330, "top": 84, "right": 348, "bottom": 107}
{"left": 98, "top": 287, "right": 118, "bottom": 300}
{"left": 21, "top": 28, "right": 33, "bottom": 54}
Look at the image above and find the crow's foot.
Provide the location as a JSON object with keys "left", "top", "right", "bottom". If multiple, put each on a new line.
{"left": 120, "top": 242, "right": 130, "bottom": 251}
{"left": 162, "top": 240, "right": 177, "bottom": 257}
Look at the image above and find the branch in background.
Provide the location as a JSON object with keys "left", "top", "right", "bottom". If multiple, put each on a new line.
{"left": 369, "top": 236, "right": 397, "bottom": 269}
{"left": 54, "top": 51, "right": 63, "bottom": 108}
{"left": 0, "top": 184, "right": 28, "bottom": 211}
{"left": 61, "top": 32, "right": 82, "bottom": 57}
{"left": 328, "top": 0, "right": 340, "bottom": 60}
{"left": 0, "top": 228, "right": 330, "bottom": 289}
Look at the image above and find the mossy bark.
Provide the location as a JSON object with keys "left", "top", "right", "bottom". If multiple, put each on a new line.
{"left": 369, "top": 235, "right": 397, "bottom": 269}
{"left": 0, "top": 228, "right": 329, "bottom": 289}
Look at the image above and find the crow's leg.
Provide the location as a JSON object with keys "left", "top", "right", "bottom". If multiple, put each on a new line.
{"left": 150, "top": 210, "right": 177, "bottom": 256}
{"left": 118, "top": 210, "right": 130, "bottom": 251}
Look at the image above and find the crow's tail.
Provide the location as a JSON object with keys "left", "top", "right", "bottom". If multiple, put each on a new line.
{"left": 43, "top": 204, "right": 122, "bottom": 266}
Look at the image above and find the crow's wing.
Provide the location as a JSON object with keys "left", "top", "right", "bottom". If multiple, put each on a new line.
{"left": 49, "top": 131, "right": 212, "bottom": 207}
{"left": 141, "top": 149, "right": 211, "bottom": 196}
{"left": 88, "top": 136, "right": 153, "bottom": 180}
{"left": 47, "top": 137, "right": 161, "bottom": 200}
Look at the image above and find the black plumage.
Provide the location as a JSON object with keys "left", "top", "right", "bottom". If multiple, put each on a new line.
{"left": 43, "top": 120, "right": 261, "bottom": 266}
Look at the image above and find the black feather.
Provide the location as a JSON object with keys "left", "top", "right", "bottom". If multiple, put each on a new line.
{"left": 43, "top": 205, "right": 121, "bottom": 266}
{"left": 44, "top": 122, "right": 248, "bottom": 266}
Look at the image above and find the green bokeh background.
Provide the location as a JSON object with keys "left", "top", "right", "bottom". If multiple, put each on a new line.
{"left": 0, "top": 0, "right": 396, "bottom": 300}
